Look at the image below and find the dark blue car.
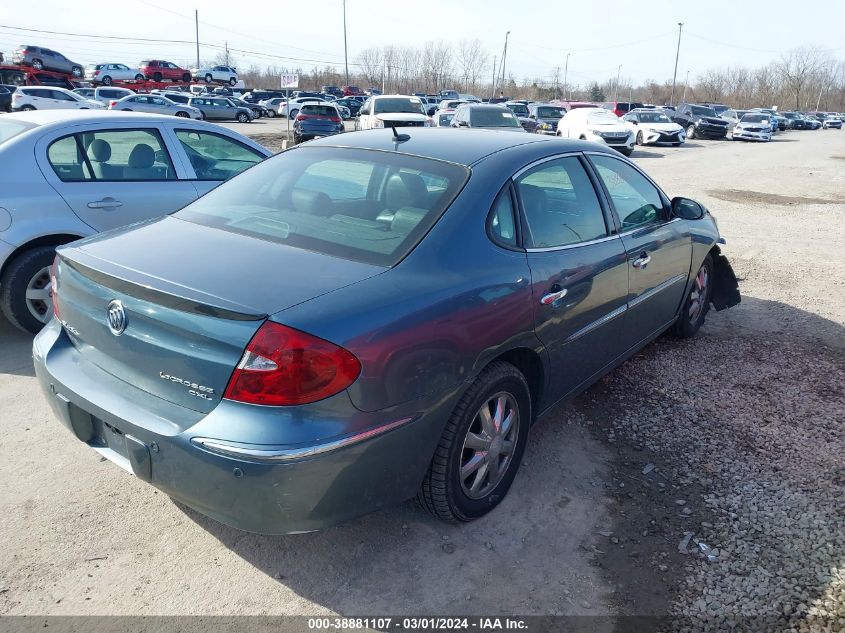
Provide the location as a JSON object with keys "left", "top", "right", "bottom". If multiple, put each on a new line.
{"left": 292, "top": 103, "right": 345, "bottom": 143}
{"left": 35, "top": 129, "right": 740, "bottom": 534}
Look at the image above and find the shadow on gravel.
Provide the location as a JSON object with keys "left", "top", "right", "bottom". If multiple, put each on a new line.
{"left": 0, "top": 316, "right": 35, "bottom": 377}
{"left": 631, "top": 151, "right": 666, "bottom": 159}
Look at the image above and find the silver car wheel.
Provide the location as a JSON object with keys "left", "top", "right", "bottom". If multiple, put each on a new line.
{"left": 460, "top": 392, "right": 519, "bottom": 499}
{"left": 25, "top": 266, "right": 52, "bottom": 324}
{"left": 688, "top": 264, "right": 709, "bottom": 323}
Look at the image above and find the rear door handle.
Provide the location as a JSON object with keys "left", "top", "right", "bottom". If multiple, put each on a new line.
{"left": 540, "top": 288, "right": 568, "bottom": 305}
{"left": 87, "top": 197, "right": 123, "bottom": 209}
{"left": 632, "top": 253, "right": 651, "bottom": 269}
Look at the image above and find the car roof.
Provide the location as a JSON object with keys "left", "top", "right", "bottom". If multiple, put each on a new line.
{"left": 2, "top": 109, "right": 187, "bottom": 128}
{"left": 306, "top": 128, "right": 596, "bottom": 166}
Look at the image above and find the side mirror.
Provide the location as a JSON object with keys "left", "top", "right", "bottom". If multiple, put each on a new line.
{"left": 671, "top": 197, "right": 705, "bottom": 220}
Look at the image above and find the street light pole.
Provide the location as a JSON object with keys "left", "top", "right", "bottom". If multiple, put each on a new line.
{"left": 682, "top": 69, "right": 689, "bottom": 102}
{"left": 670, "top": 22, "right": 684, "bottom": 106}
{"left": 614, "top": 64, "right": 621, "bottom": 102}
{"left": 500, "top": 31, "right": 510, "bottom": 96}
{"left": 563, "top": 52, "right": 569, "bottom": 101}
{"left": 194, "top": 10, "right": 200, "bottom": 69}
{"left": 342, "top": 0, "right": 349, "bottom": 87}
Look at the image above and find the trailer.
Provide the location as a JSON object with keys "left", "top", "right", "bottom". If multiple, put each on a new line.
{"left": 0, "top": 64, "right": 78, "bottom": 89}
{"left": 102, "top": 78, "right": 244, "bottom": 93}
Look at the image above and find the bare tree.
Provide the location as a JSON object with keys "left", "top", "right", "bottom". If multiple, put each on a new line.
{"left": 457, "top": 39, "right": 489, "bottom": 93}
{"left": 778, "top": 46, "right": 829, "bottom": 110}
{"left": 356, "top": 47, "right": 383, "bottom": 87}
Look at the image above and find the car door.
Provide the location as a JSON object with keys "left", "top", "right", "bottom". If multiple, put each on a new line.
{"left": 586, "top": 152, "right": 691, "bottom": 350}
{"left": 210, "top": 98, "right": 230, "bottom": 119}
{"left": 513, "top": 154, "right": 629, "bottom": 402}
{"left": 38, "top": 126, "right": 198, "bottom": 231}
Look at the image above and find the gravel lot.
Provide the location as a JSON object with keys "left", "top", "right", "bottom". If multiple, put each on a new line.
{"left": 0, "top": 128, "right": 843, "bottom": 630}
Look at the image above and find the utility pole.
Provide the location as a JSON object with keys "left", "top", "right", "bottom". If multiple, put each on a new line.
{"left": 670, "top": 22, "right": 683, "bottom": 106}
{"left": 194, "top": 9, "right": 200, "bottom": 69}
{"left": 682, "top": 69, "right": 689, "bottom": 102}
{"left": 614, "top": 64, "right": 621, "bottom": 102}
{"left": 342, "top": 0, "right": 349, "bottom": 86}
{"left": 563, "top": 52, "right": 569, "bottom": 101}
{"left": 491, "top": 57, "right": 497, "bottom": 99}
{"left": 224, "top": 41, "right": 229, "bottom": 66}
{"left": 554, "top": 66, "right": 560, "bottom": 100}
{"left": 500, "top": 31, "right": 510, "bottom": 96}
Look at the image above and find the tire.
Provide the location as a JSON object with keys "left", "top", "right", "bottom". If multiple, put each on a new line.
{"left": 182, "top": 73, "right": 191, "bottom": 83}
{"left": 619, "top": 147, "right": 633, "bottom": 156}
{"left": 289, "top": 109, "right": 299, "bottom": 119}
{"left": 101, "top": 75, "right": 112, "bottom": 86}
{"left": 153, "top": 72, "right": 163, "bottom": 82}
{"left": 672, "top": 254, "right": 714, "bottom": 338}
{"left": 636, "top": 131, "right": 643, "bottom": 145}
{"left": 71, "top": 66, "right": 82, "bottom": 77}
{"left": 31, "top": 58, "right": 43, "bottom": 70}
{"left": 175, "top": 111, "right": 190, "bottom": 118}
{"left": 266, "top": 109, "right": 276, "bottom": 118}
{"left": 237, "top": 112, "right": 249, "bottom": 123}
{"left": 205, "top": 74, "right": 213, "bottom": 83}
{"left": 229, "top": 77, "right": 237, "bottom": 86}
{"left": 134, "top": 74, "right": 145, "bottom": 81}
{"left": 20, "top": 105, "right": 36, "bottom": 111}
{"left": 686, "top": 125, "right": 696, "bottom": 140}
{"left": 417, "top": 361, "right": 531, "bottom": 522}
{"left": 252, "top": 109, "right": 261, "bottom": 119}
{"left": 0, "top": 246, "right": 58, "bottom": 334}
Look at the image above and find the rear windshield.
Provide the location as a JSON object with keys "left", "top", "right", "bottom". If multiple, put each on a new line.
{"left": 0, "top": 119, "right": 36, "bottom": 145}
{"left": 470, "top": 108, "right": 521, "bottom": 127}
{"left": 741, "top": 114, "right": 768, "bottom": 123}
{"left": 506, "top": 103, "right": 529, "bottom": 116}
{"left": 175, "top": 147, "right": 469, "bottom": 266}
{"left": 537, "top": 107, "right": 564, "bottom": 118}
{"left": 300, "top": 105, "right": 338, "bottom": 116}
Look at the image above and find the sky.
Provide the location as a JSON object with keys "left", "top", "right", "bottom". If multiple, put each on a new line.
{"left": 2, "top": 0, "right": 844, "bottom": 87}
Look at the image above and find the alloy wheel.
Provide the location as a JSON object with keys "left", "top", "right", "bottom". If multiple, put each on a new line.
{"left": 460, "top": 392, "right": 520, "bottom": 499}
{"left": 25, "top": 266, "right": 52, "bottom": 324}
{"left": 688, "top": 264, "right": 709, "bottom": 323}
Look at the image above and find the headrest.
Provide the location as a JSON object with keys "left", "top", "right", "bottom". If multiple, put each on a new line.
{"left": 127, "top": 144, "right": 155, "bottom": 169}
{"left": 89, "top": 139, "right": 111, "bottom": 162}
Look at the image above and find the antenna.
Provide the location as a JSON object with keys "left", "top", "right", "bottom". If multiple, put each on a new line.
{"left": 390, "top": 125, "right": 410, "bottom": 142}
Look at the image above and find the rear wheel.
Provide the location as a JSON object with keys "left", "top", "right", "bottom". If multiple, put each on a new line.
{"left": 20, "top": 105, "right": 36, "bottom": 111}
{"left": 0, "top": 246, "right": 57, "bottom": 334}
{"left": 289, "top": 108, "right": 299, "bottom": 119}
{"left": 237, "top": 112, "right": 249, "bottom": 123}
{"left": 266, "top": 108, "right": 276, "bottom": 118}
{"left": 153, "top": 72, "right": 163, "bottom": 82}
{"left": 134, "top": 73, "right": 145, "bottom": 81}
{"left": 672, "top": 254, "right": 713, "bottom": 338}
{"left": 31, "top": 58, "right": 43, "bottom": 70}
{"left": 175, "top": 111, "right": 190, "bottom": 118}
{"left": 101, "top": 75, "right": 113, "bottom": 86}
{"left": 636, "top": 131, "right": 643, "bottom": 145}
{"left": 71, "top": 66, "right": 82, "bottom": 77}
{"left": 686, "top": 124, "right": 696, "bottom": 140}
{"left": 182, "top": 73, "right": 191, "bottom": 83}
{"left": 417, "top": 361, "right": 531, "bottom": 522}
{"left": 205, "top": 73, "right": 213, "bottom": 83}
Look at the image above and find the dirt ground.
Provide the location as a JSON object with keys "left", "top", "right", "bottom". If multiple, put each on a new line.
{"left": 0, "top": 128, "right": 843, "bottom": 628}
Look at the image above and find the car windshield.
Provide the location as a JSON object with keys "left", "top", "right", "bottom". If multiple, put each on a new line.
{"left": 470, "top": 108, "right": 521, "bottom": 127}
{"left": 0, "top": 119, "right": 36, "bottom": 145}
{"left": 690, "top": 105, "right": 718, "bottom": 117}
{"left": 586, "top": 110, "right": 620, "bottom": 124}
{"left": 301, "top": 105, "right": 338, "bottom": 116}
{"left": 537, "top": 107, "right": 564, "bottom": 118}
{"left": 506, "top": 103, "right": 529, "bottom": 116}
{"left": 741, "top": 114, "right": 768, "bottom": 123}
{"left": 175, "top": 147, "right": 469, "bottom": 267}
{"left": 637, "top": 112, "right": 671, "bottom": 123}
{"left": 374, "top": 98, "right": 424, "bottom": 114}
{"left": 438, "top": 113, "right": 455, "bottom": 125}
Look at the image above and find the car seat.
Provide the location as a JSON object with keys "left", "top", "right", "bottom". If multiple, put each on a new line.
{"left": 377, "top": 172, "right": 428, "bottom": 224}
{"left": 124, "top": 144, "right": 158, "bottom": 180}
{"left": 87, "top": 139, "right": 117, "bottom": 179}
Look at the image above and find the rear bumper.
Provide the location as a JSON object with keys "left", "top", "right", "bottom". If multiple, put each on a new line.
{"left": 33, "top": 321, "right": 452, "bottom": 534}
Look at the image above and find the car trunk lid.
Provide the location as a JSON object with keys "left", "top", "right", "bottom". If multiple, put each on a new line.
{"left": 54, "top": 216, "right": 384, "bottom": 413}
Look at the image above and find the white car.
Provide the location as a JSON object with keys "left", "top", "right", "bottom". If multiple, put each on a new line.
{"left": 556, "top": 107, "right": 635, "bottom": 156}
{"left": 259, "top": 97, "right": 286, "bottom": 117}
{"left": 279, "top": 97, "right": 325, "bottom": 118}
{"left": 0, "top": 110, "right": 272, "bottom": 333}
{"left": 11, "top": 86, "right": 105, "bottom": 112}
{"left": 731, "top": 113, "right": 772, "bottom": 142}
{"left": 190, "top": 65, "right": 239, "bottom": 86}
{"left": 355, "top": 95, "right": 430, "bottom": 130}
{"left": 85, "top": 63, "right": 146, "bottom": 85}
{"left": 622, "top": 109, "right": 685, "bottom": 146}
{"left": 109, "top": 93, "right": 202, "bottom": 119}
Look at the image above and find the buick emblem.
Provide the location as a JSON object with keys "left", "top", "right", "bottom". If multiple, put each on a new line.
{"left": 106, "top": 300, "right": 127, "bottom": 336}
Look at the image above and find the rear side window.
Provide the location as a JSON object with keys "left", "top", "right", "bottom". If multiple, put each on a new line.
{"left": 516, "top": 156, "right": 607, "bottom": 248}
{"left": 175, "top": 146, "right": 469, "bottom": 266}
{"left": 47, "top": 129, "right": 176, "bottom": 182}
{"left": 488, "top": 188, "right": 517, "bottom": 247}
{"left": 175, "top": 129, "right": 265, "bottom": 181}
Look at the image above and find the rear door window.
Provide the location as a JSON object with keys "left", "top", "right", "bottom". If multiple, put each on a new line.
{"left": 175, "top": 146, "right": 469, "bottom": 266}
{"left": 47, "top": 129, "right": 176, "bottom": 182}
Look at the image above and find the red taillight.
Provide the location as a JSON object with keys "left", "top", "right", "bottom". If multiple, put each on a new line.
{"left": 50, "top": 255, "right": 60, "bottom": 319}
{"left": 224, "top": 322, "right": 361, "bottom": 406}
{"left": 329, "top": 116, "right": 341, "bottom": 123}
{"left": 295, "top": 114, "right": 309, "bottom": 121}
{"left": 109, "top": 100, "right": 117, "bottom": 107}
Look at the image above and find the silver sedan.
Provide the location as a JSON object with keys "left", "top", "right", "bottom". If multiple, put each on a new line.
{"left": 109, "top": 94, "right": 202, "bottom": 119}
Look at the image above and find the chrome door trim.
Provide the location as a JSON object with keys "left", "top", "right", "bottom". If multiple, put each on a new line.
{"left": 565, "top": 304, "right": 628, "bottom": 344}
{"left": 525, "top": 233, "right": 622, "bottom": 253}
{"left": 617, "top": 217, "right": 682, "bottom": 239}
{"left": 627, "top": 273, "right": 687, "bottom": 309}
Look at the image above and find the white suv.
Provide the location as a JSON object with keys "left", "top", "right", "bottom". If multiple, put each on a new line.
{"left": 11, "top": 86, "right": 105, "bottom": 111}
{"left": 354, "top": 95, "right": 430, "bottom": 130}
{"left": 191, "top": 65, "right": 238, "bottom": 85}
